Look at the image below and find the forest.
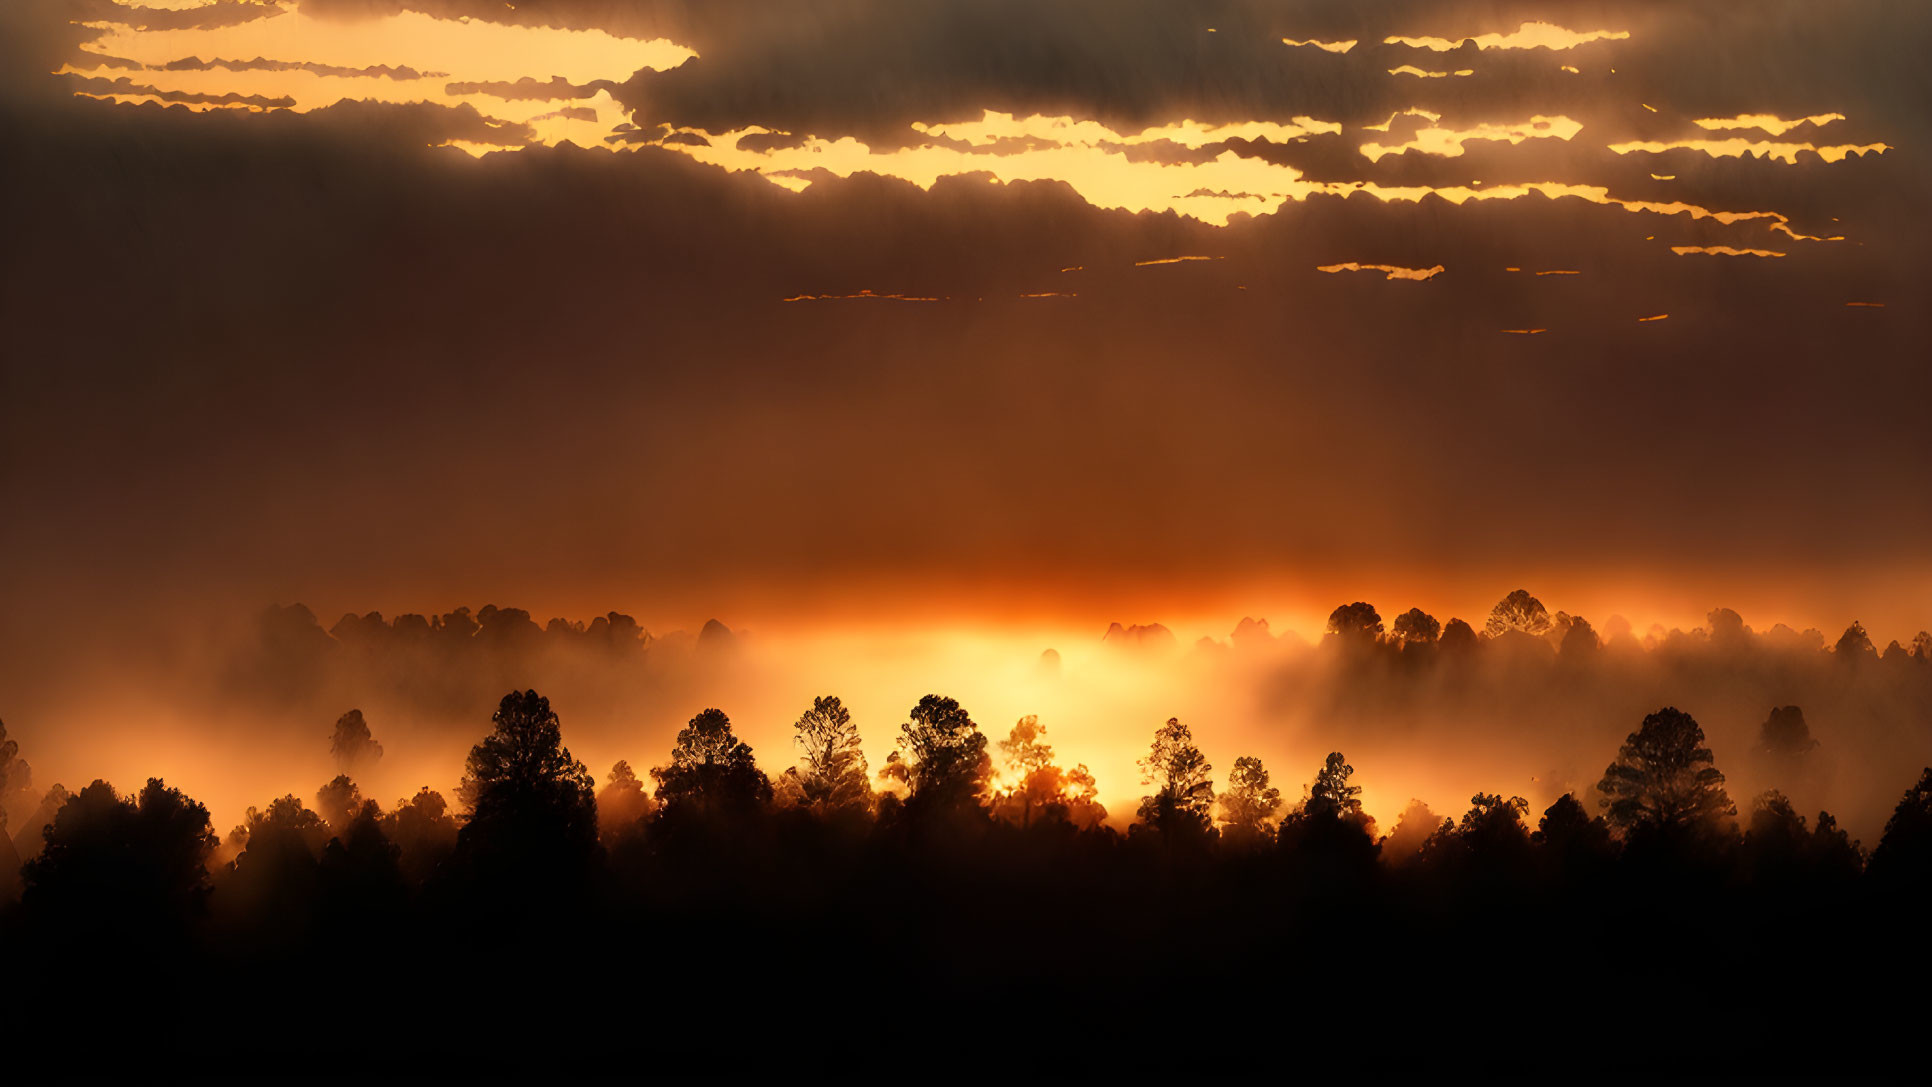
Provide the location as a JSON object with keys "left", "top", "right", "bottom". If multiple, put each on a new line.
{"left": 3, "top": 593, "right": 1931, "bottom": 1072}
{"left": 3, "top": 586, "right": 1932, "bottom": 1073}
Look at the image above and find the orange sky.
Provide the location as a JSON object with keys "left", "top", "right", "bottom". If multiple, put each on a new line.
{"left": 2, "top": 0, "right": 1928, "bottom": 837}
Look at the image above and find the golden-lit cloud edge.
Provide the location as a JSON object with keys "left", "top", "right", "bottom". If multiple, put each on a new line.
{"left": 33, "top": 0, "right": 1884, "bottom": 275}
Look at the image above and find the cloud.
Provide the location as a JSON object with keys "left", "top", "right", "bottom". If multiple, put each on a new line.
{"left": 157, "top": 56, "right": 449, "bottom": 81}
{"left": 1, "top": 0, "right": 1929, "bottom": 837}
{"left": 1382, "top": 22, "right": 1630, "bottom": 52}
{"left": 442, "top": 76, "right": 614, "bottom": 101}
{"left": 2, "top": 94, "right": 1925, "bottom": 642}
{"left": 82, "top": 5, "right": 690, "bottom": 85}
{"left": 68, "top": 73, "right": 296, "bottom": 109}
{"left": 81, "top": 0, "right": 286, "bottom": 33}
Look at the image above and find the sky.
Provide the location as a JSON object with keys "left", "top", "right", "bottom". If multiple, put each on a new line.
{"left": 1, "top": 0, "right": 1928, "bottom": 832}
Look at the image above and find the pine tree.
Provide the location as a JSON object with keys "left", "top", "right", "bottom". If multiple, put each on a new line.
{"left": 1596, "top": 707, "right": 1735, "bottom": 833}
{"left": 652, "top": 708, "right": 773, "bottom": 815}
{"left": 456, "top": 690, "right": 598, "bottom": 872}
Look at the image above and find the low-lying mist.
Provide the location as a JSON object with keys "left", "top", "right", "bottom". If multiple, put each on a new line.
{"left": 4, "top": 592, "right": 1927, "bottom": 845}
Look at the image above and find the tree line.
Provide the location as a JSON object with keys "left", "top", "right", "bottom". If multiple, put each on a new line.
{"left": 7, "top": 682, "right": 1925, "bottom": 895}
{"left": 1, "top": 686, "right": 1928, "bottom": 1070}
{"left": 7, "top": 575, "right": 1932, "bottom": 1073}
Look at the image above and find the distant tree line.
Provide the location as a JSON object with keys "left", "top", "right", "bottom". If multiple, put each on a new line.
{"left": 248, "top": 592, "right": 1932, "bottom": 676}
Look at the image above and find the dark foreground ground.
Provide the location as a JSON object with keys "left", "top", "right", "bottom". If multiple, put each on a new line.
{"left": 7, "top": 807, "right": 1928, "bottom": 1077}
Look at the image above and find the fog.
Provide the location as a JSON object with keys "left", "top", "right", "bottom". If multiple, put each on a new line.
{"left": 5, "top": 593, "right": 1925, "bottom": 847}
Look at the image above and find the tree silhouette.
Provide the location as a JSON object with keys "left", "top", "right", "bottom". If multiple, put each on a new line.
{"left": 991, "top": 716, "right": 1104, "bottom": 829}
{"left": 315, "top": 774, "right": 364, "bottom": 835}
{"left": 252, "top": 603, "right": 337, "bottom": 699}
{"left": 1326, "top": 602, "right": 1383, "bottom": 640}
{"left": 1532, "top": 794, "right": 1614, "bottom": 860}
{"left": 476, "top": 605, "right": 542, "bottom": 653}
{"left": 1757, "top": 706, "right": 1818, "bottom": 758}
{"left": 1528, "top": 792, "right": 1618, "bottom": 893}
{"left": 1460, "top": 793, "right": 1529, "bottom": 834}
{"left": 1438, "top": 617, "right": 1479, "bottom": 651}
{"left": 1833, "top": 621, "right": 1875, "bottom": 658}
{"left": 1389, "top": 608, "right": 1440, "bottom": 648}
{"left": 1056, "top": 764, "right": 1107, "bottom": 829}
{"left": 1381, "top": 799, "right": 1446, "bottom": 866}
{"left": 1596, "top": 707, "right": 1735, "bottom": 834}
{"left": 1485, "top": 589, "right": 1552, "bottom": 638}
{"left": 1306, "top": 752, "right": 1364, "bottom": 820}
{"left": 1707, "top": 607, "right": 1749, "bottom": 648}
{"left": 1216, "top": 755, "right": 1281, "bottom": 843}
{"left": 1277, "top": 753, "right": 1379, "bottom": 890}
{"left": 786, "top": 695, "right": 871, "bottom": 814}
{"left": 1869, "top": 768, "right": 1932, "bottom": 890}
{"left": 1430, "top": 793, "right": 1532, "bottom": 874}
{"left": 22, "top": 778, "right": 216, "bottom": 939}
{"left": 0, "top": 716, "right": 29, "bottom": 831}
{"left": 1739, "top": 791, "right": 1862, "bottom": 889}
{"left": 997, "top": 716, "right": 1053, "bottom": 799}
{"left": 1556, "top": 615, "right": 1598, "bottom": 657}
{"left": 652, "top": 708, "right": 774, "bottom": 817}
{"left": 896, "top": 695, "right": 989, "bottom": 813}
{"left": 1807, "top": 811, "right": 1862, "bottom": 880}
{"left": 0, "top": 718, "right": 25, "bottom": 898}
{"left": 13, "top": 651, "right": 1932, "bottom": 1068}
{"left": 243, "top": 794, "right": 330, "bottom": 851}
{"left": 596, "top": 760, "right": 655, "bottom": 837}
{"left": 0, "top": 820, "right": 16, "bottom": 900}
{"left": 992, "top": 715, "right": 1055, "bottom": 827}
{"left": 1743, "top": 791, "right": 1808, "bottom": 859}
{"left": 1136, "top": 717, "right": 1214, "bottom": 833}
{"left": 11, "top": 783, "right": 69, "bottom": 863}
{"left": 456, "top": 690, "right": 598, "bottom": 879}
{"left": 329, "top": 708, "right": 383, "bottom": 770}
{"left": 217, "top": 793, "right": 328, "bottom": 940}
{"left": 381, "top": 786, "right": 457, "bottom": 884}
{"left": 317, "top": 800, "right": 407, "bottom": 940}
